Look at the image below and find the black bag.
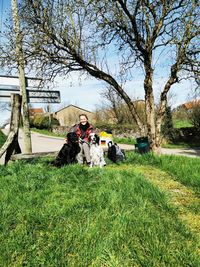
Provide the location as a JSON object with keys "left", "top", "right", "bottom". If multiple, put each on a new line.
{"left": 107, "top": 142, "right": 125, "bottom": 163}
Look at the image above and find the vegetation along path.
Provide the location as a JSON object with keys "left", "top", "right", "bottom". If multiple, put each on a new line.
{"left": 109, "top": 164, "right": 200, "bottom": 254}
{"left": 120, "top": 165, "right": 199, "bottom": 233}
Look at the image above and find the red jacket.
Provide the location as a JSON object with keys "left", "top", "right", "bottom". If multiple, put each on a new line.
{"left": 72, "top": 123, "right": 94, "bottom": 142}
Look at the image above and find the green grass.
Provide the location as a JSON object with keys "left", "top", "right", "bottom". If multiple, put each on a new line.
{"left": 0, "top": 157, "right": 199, "bottom": 266}
{"left": 31, "top": 127, "right": 66, "bottom": 138}
{"left": 127, "top": 152, "right": 200, "bottom": 196}
{"left": 161, "top": 141, "right": 200, "bottom": 149}
{"left": 113, "top": 136, "right": 136, "bottom": 145}
{"left": 0, "top": 130, "right": 6, "bottom": 147}
{"left": 173, "top": 119, "right": 193, "bottom": 129}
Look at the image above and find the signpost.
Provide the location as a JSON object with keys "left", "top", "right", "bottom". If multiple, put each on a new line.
{"left": 0, "top": 75, "right": 61, "bottom": 165}
{"left": 0, "top": 75, "right": 42, "bottom": 87}
{"left": 0, "top": 85, "right": 61, "bottom": 103}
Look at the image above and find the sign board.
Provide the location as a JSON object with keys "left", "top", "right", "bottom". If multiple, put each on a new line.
{"left": 0, "top": 85, "right": 60, "bottom": 103}
{"left": 27, "top": 90, "right": 61, "bottom": 103}
{"left": 0, "top": 75, "right": 42, "bottom": 88}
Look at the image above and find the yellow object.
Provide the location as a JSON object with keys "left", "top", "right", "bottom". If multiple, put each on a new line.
{"left": 99, "top": 131, "right": 113, "bottom": 146}
{"left": 99, "top": 131, "right": 112, "bottom": 138}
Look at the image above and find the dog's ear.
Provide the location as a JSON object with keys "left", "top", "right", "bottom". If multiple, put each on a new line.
{"left": 108, "top": 141, "right": 113, "bottom": 147}
{"left": 95, "top": 134, "right": 100, "bottom": 144}
{"left": 88, "top": 134, "right": 92, "bottom": 142}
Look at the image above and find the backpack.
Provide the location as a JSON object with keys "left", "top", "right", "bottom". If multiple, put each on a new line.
{"left": 107, "top": 142, "right": 125, "bottom": 163}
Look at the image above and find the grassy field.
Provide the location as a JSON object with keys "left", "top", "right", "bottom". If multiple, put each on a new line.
{"left": 0, "top": 153, "right": 199, "bottom": 266}
{"left": 0, "top": 129, "right": 6, "bottom": 147}
{"left": 173, "top": 119, "right": 193, "bottom": 129}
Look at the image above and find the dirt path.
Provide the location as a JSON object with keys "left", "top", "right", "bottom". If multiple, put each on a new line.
{"left": 1, "top": 129, "right": 200, "bottom": 159}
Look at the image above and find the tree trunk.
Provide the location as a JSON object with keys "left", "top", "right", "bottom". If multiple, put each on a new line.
{"left": 144, "top": 61, "right": 158, "bottom": 152}
{"left": 12, "top": 0, "right": 32, "bottom": 154}
{"left": 0, "top": 94, "right": 22, "bottom": 165}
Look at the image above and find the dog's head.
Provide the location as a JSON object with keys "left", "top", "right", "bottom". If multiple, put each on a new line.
{"left": 67, "top": 132, "right": 79, "bottom": 143}
{"left": 89, "top": 133, "right": 100, "bottom": 145}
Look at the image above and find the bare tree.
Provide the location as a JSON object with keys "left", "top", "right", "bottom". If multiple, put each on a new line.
{"left": 1, "top": 0, "right": 199, "bottom": 152}
{"left": 99, "top": 86, "right": 146, "bottom": 126}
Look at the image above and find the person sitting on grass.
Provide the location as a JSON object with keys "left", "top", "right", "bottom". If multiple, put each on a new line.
{"left": 70, "top": 114, "right": 94, "bottom": 166}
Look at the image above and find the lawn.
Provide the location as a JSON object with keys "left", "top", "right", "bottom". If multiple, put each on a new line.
{"left": 0, "top": 153, "right": 199, "bottom": 266}
{"left": 0, "top": 130, "right": 6, "bottom": 147}
{"left": 173, "top": 119, "right": 193, "bottom": 129}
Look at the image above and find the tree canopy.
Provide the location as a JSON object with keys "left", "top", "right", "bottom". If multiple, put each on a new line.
{"left": 1, "top": 0, "right": 199, "bottom": 151}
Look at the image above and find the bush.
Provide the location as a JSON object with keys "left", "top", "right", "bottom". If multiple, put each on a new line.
{"left": 188, "top": 105, "right": 200, "bottom": 130}
{"left": 94, "top": 122, "right": 138, "bottom": 133}
{"left": 31, "top": 114, "right": 59, "bottom": 130}
{"left": 161, "top": 106, "right": 174, "bottom": 141}
{"left": 172, "top": 127, "right": 200, "bottom": 144}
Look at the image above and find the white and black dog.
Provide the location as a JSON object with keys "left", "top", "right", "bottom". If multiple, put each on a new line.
{"left": 89, "top": 133, "right": 106, "bottom": 168}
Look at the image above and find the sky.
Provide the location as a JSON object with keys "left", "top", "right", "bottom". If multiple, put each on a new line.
{"left": 0, "top": 0, "right": 197, "bottom": 126}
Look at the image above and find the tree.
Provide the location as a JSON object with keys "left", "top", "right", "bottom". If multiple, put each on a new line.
{"left": 100, "top": 87, "right": 133, "bottom": 125}
{"left": 10, "top": 0, "right": 32, "bottom": 153}
{"left": 1, "top": 0, "right": 199, "bottom": 152}
{"left": 161, "top": 106, "right": 174, "bottom": 141}
{"left": 97, "top": 86, "right": 146, "bottom": 126}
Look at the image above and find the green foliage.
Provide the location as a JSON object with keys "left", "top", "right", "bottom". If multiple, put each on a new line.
{"left": 173, "top": 119, "right": 193, "bottom": 129}
{"left": 127, "top": 152, "right": 200, "bottom": 196}
{"left": 0, "top": 157, "right": 199, "bottom": 266}
{"left": 31, "top": 115, "right": 59, "bottom": 130}
{"left": 161, "top": 106, "right": 174, "bottom": 141}
{"left": 95, "top": 122, "right": 137, "bottom": 133}
{"left": 113, "top": 137, "right": 136, "bottom": 145}
{"left": 0, "top": 130, "right": 6, "bottom": 147}
{"left": 31, "top": 128, "right": 66, "bottom": 137}
{"left": 172, "top": 127, "right": 200, "bottom": 147}
{"left": 172, "top": 106, "right": 189, "bottom": 123}
{"left": 188, "top": 105, "right": 200, "bottom": 130}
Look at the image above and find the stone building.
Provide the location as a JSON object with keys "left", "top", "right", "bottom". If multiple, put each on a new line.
{"left": 53, "top": 104, "right": 96, "bottom": 126}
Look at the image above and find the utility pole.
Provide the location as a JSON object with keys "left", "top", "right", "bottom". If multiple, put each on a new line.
{"left": 11, "top": 0, "right": 32, "bottom": 153}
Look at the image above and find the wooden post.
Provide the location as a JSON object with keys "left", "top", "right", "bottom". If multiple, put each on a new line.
{"left": 11, "top": 0, "right": 32, "bottom": 153}
{"left": 0, "top": 94, "right": 22, "bottom": 165}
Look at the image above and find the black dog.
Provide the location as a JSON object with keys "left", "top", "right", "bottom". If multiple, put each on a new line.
{"left": 107, "top": 141, "right": 125, "bottom": 163}
{"left": 51, "top": 132, "right": 80, "bottom": 167}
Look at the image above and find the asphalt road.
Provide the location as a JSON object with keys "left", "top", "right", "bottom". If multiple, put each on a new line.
{"left": 1, "top": 129, "right": 200, "bottom": 159}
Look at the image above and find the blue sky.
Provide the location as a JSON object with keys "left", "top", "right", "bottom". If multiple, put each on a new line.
{"left": 0, "top": 0, "right": 196, "bottom": 126}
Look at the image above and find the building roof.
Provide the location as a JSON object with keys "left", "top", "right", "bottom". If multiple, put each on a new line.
{"left": 29, "top": 108, "right": 44, "bottom": 116}
{"left": 55, "top": 104, "right": 94, "bottom": 114}
{"left": 181, "top": 99, "right": 200, "bottom": 110}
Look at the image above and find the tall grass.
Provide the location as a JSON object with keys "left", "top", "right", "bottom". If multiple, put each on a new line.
{"left": 0, "top": 158, "right": 199, "bottom": 266}
{"left": 127, "top": 152, "right": 200, "bottom": 196}
{"left": 0, "top": 129, "right": 6, "bottom": 147}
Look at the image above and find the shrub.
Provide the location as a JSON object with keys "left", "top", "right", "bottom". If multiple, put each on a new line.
{"left": 31, "top": 114, "right": 59, "bottom": 129}
{"left": 188, "top": 105, "right": 200, "bottom": 130}
{"left": 161, "top": 106, "right": 174, "bottom": 141}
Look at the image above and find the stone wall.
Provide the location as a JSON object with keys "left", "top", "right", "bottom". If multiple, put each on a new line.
{"left": 52, "top": 125, "right": 139, "bottom": 138}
